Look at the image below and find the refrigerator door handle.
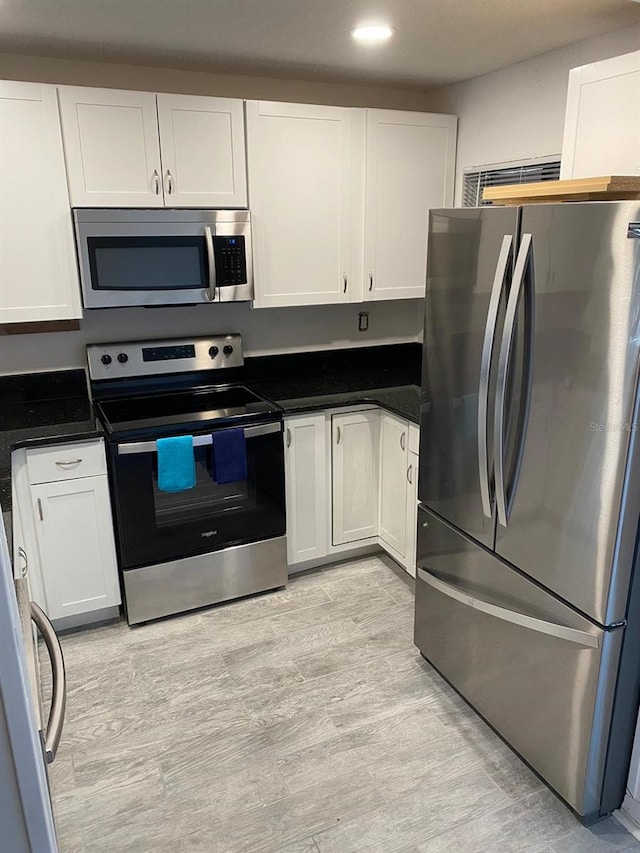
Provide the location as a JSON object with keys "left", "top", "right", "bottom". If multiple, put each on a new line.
{"left": 30, "top": 601, "right": 66, "bottom": 763}
{"left": 478, "top": 234, "right": 513, "bottom": 518}
{"left": 417, "top": 568, "right": 599, "bottom": 649}
{"left": 495, "top": 232, "right": 533, "bottom": 527}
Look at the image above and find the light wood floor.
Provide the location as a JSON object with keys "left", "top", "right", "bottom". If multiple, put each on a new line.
{"left": 44, "top": 555, "right": 640, "bottom": 852}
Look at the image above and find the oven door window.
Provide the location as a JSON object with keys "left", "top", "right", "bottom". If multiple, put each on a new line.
{"left": 110, "top": 428, "right": 285, "bottom": 569}
{"left": 87, "top": 236, "right": 207, "bottom": 291}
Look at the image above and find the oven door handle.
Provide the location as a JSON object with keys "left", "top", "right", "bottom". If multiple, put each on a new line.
{"left": 117, "top": 422, "right": 281, "bottom": 455}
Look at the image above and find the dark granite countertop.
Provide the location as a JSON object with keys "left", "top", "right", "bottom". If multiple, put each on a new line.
{"left": 0, "top": 370, "right": 102, "bottom": 513}
{"left": 251, "top": 380, "right": 420, "bottom": 423}
{"left": 0, "top": 346, "right": 422, "bottom": 513}
{"left": 245, "top": 343, "right": 422, "bottom": 422}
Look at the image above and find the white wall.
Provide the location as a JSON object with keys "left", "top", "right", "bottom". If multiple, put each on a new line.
{"left": 422, "top": 23, "right": 640, "bottom": 203}
{"left": 0, "top": 300, "right": 423, "bottom": 375}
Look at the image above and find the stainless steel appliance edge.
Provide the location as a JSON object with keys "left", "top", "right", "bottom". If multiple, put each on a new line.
{"left": 123, "top": 536, "right": 287, "bottom": 625}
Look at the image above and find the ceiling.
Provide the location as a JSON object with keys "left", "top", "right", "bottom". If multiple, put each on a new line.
{"left": 1, "top": 0, "right": 639, "bottom": 90}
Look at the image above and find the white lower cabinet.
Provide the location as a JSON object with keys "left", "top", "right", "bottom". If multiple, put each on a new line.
{"left": 378, "top": 414, "right": 409, "bottom": 559}
{"left": 332, "top": 410, "right": 380, "bottom": 545}
{"left": 284, "top": 407, "right": 419, "bottom": 576}
{"left": 285, "top": 414, "right": 328, "bottom": 565}
{"left": 12, "top": 439, "right": 120, "bottom": 625}
{"left": 405, "top": 449, "right": 419, "bottom": 578}
{"left": 379, "top": 415, "right": 419, "bottom": 576}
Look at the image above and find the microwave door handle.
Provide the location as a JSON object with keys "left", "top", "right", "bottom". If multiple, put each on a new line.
{"left": 204, "top": 226, "right": 217, "bottom": 303}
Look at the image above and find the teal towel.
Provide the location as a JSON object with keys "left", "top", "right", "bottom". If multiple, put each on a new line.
{"left": 157, "top": 435, "right": 196, "bottom": 492}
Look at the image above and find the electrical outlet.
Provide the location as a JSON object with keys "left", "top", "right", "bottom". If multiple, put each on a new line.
{"left": 358, "top": 312, "right": 369, "bottom": 332}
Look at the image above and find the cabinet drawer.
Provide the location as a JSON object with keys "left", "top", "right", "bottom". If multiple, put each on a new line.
{"left": 408, "top": 423, "right": 419, "bottom": 454}
{"left": 26, "top": 439, "right": 106, "bottom": 484}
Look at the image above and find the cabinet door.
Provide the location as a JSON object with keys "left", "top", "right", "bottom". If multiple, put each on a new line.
{"left": 561, "top": 50, "right": 640, "bottom": 179}
{"left": 0, "top": 82, "right": 81, "bottom": 323}
{"left": 332, "top": 411, "right": 379, "bottom": 545}
{"left": 31, "top": 476, "right": 120, "bottom": 621}
{"left": 156, "top": 94, "right": 247, "bottom": 208}
{"left": 405, "top": 450, "right": 419, "bottom": 578}
{"left": 58, "top": 86, "right": 163, "bottom": 207}
{"left": 378, "top": 415, "right": 409, "bottom": 558}
{"left": 247, "top": 100, "right": 355, "bottom": 307}
{"left": 285, "top": 415, "right": 327, "bottom": 565}
{"left": 364, "top": 110, "right": 456, "bottom": 301}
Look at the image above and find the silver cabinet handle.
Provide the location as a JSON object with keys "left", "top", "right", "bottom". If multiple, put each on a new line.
{"left": 286, "top": 428, "right": 292, "bottom": 448}
{"left": 494, "top": 233, "right": 533, "bottom": 528}
{"left": 37, "top": 498, "right": 43, "bottom": 521}
{"left": 336, "top": 426, "right": 341, "bottom": 445}
{"left": 55, "top": 459, "right": 83, "bottom": 468}
{"left": 407, "top": 465, "right": 412, "bottom": 485}
{"left": 204, "top": 225, "right": 217, "bottom": 303}
{"left": 343, "top": 274, "right": 348, "bottom": 294}
{"left": 400, "top": 432, "right": 406, "bottom": 451}
{"left": 417, "top": 568, "right": 599, "bottom": 649}
{"left": 369, "top": 272, "right": 374, "bottom": 292}
{"left": 152, "top": 169, "right": 160, "bottom": 194}
{"left": 478, "top": 234, "right": 512, "bottom": 519}
{"left": 18, "top": 546, "right": 28, "bottom": 578}
{"left": 166, "top": 169, "right": 174, "bottom": 194}
{"left": 30, "top": 602, "right": 66, "bottom": 763}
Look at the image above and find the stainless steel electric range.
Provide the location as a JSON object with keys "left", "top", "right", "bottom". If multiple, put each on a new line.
{"left": 87, "top": 335, "right": 286, "bottom": 625}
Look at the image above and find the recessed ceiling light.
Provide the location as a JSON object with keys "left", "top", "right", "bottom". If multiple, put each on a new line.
{"left": 351, "top": 24, "right": 394, "bottom": 43}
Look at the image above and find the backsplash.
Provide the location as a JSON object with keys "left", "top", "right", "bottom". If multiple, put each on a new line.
{"left": 0, "top": 300, "right": 423, "bottom": 376}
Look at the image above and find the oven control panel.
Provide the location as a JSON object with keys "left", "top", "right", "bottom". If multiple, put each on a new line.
{"left": 87, "top": 335, "right": 244, "bottom": 380}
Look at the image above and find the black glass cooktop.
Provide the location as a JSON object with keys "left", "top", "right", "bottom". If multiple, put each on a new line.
{"left": 97, "top": 385, "right": 281, "bottom": 438}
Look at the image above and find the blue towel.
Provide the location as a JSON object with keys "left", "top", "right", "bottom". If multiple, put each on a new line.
{"left": 156, "top": 435, "right": 196, "bottom": 492}
{"left": 212, "top": 428, "right": 247, "bottom": 484}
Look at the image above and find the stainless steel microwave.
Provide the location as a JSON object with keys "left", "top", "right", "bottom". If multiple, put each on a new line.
{"left": 73, "top": 209, "right": 253, "bottom": 308}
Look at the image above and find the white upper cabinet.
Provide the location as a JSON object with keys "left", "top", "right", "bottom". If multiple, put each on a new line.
{"left": 247, "top": 100, "right": 356, "bottom": 307}
{"left": 0, "top": 81, "right": 81, "bottom": 323}
{"left": 58, "top": 87, "right": 247, "bottom": 207}
{"left": 332, "top": 410, "right": 379, "bottom": 545}
{"left": 364, "top": 110, "right": 457, "bottom": 301}
{"left": 156, "top": 94, "right": 247, "bottom": 207}
{"left": 58, "top": 86, "right": 164, "bottom": 207}
{"left": 561, "top": 50, "right": 640, "bottom": 179}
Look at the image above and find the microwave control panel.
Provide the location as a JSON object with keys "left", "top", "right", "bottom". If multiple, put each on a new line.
{"left": 214, "top": 236, "right": 247, "bottom": 286}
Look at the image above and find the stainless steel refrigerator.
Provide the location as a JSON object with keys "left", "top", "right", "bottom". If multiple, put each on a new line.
{"left": 415, "top": 201, "right": 640, "bottom": 823}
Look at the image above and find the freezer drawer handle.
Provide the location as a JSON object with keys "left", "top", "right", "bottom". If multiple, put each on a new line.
{"left": 478, "top": 234, "right": 512, "bottom": 519}
{"left": 117, "top": 422, "right": 281, "bottom": 455}
{"left": 494, "top": 232, "right": 533, "bottom": 527}
{"left": 30, "top": 602, "right": 67, "bottom": 763}
{"left": 417, "top": 568, "right": 599, "bottom": 649}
